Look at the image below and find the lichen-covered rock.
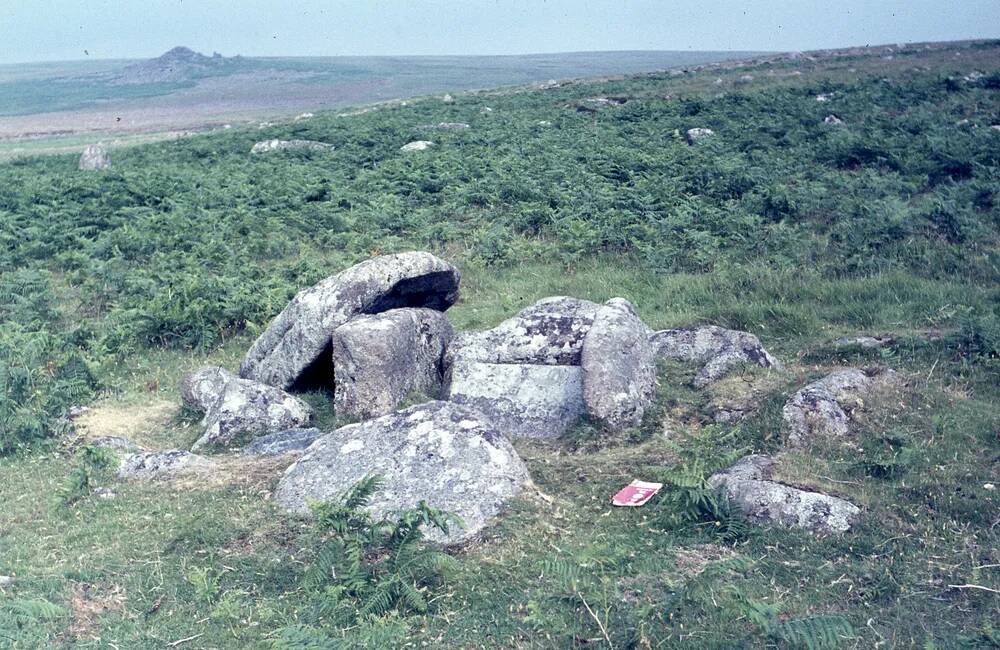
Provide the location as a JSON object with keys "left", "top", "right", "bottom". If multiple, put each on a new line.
{"left": 180, "top": 366, "right": 229, "bottom": 411}
{"left": 708, "top": 455, "right": 860, "bottom": 533}
{"left": 448, "top": 361, "right": 585, "bottom": 438}
{"left": 274, "top": 401, "right": 529, "bottom": 544}
{"left": 241, "top": 427, "right": 323, "bottom": 456}
{"left": 783, "top": 367, "right": 902, "bottom": 447}
{"left": 447, "top": 297, "right": 600, "bottom": 368}
{"left": 118, "top": 450, "right": 216, "bottom": 480}
{"left": 250, "top": 139, "right": 334, "bottom": 154}
{"left": 79, "top": 144, "right": 110, "bottom": 170}
{"left": 580, "top": 298, "right": 656, "bottom": 429}
{"left": 331, "top": 308, "right": 453, "bottom": 418}
{"left": 240, "top": 252, "right": 460, "bottom": 389}
{"left": 184, "top": 366, "right": 313, "bottom": 451}
{"left": 649, "top": 325, "right": 780, "bottom": 388}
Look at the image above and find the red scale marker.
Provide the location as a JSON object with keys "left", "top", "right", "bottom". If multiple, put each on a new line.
{"left": 611, "top": 480, "right": 663, "bottom": 507}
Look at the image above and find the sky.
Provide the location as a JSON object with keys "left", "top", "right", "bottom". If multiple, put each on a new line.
{"left": 1, "top": 0, "right": 998, "bottom": 65}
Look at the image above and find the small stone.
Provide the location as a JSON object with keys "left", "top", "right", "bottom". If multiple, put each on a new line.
{"left": 400, "top": 140, "right": 435, "bottom": 152}
{"left": 79, "top": 144, "right": 110, "bottom": 170}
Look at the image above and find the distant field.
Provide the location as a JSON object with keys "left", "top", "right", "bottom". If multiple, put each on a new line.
{"left": 0, "top": 50, "right": 758, "bottom": 154}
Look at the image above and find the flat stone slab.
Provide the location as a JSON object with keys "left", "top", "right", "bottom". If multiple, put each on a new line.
{"left": 649, "top": 325, "right": 780, "bottom": 388}
{"left": 274, "top": 401, "right": 529, "bottom": 544}
{"left": 449, "top": 361, "right": 585, "bottom": 438}
{"left": 709, "top": 455, "right": 860, "bottom": 533}
{"left": 241, "top": 427, "right": 324, "bottom": 456}
{"left": 118, "top": 450, "right": 216, "bottom": 480}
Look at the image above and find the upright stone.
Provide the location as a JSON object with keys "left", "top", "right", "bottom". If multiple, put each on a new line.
{"left": 331, "top": 308, "right": 453, "bottom": 419}
{"left": 79, "top": 144, "right": 110, "bottom": 170}
{"left": 580, "top": 298, "right": 657, "bottom": 429}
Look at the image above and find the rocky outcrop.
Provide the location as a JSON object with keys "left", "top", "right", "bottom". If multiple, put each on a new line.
{"left": 331, "top": 308, "right": 453, "bottom": 419}
{"left": 649, "top": 325, "right": 780, "bottom": 388}
{"left": 823, "top": 114, "right": 844, "bottom": 125}
{"left": 449, "top": 362, "right": 585, "bottom": 438}
{"left": 250, "top": 139, "right": 334, "bottom": 154}
{"left": 241, "top": 427, "right": 323, "bottom": 456}
{"left": 181, "top": 366, "right": 313, "bottom": 451}
{"left": 832, "top": 335, "right": 893, "bottom": 349}
{"left": 783, "top": 367, "right": 902, "bottom": 447}
{"left": 580, "top": 299, "right": 657, "bottom": 429}
{"left": 274, "top": 401, "right": 529, "bottom": 544}
{"left": 118, "top": 450, "right": 216, "bottom": 480}
{"left": 447, "top": 297, "right": 600, "bottom": 367}
{"left": 79, "top": 144, "right": 110, "bottom": 170}
{"left": 709, "top": 455, "right": 860, "bottom": 533}
{"left": 401, "top": 140, "right": 434, "bottom": 152}
{"left": 239, "top": 252, "right": 460, "bottom": 389}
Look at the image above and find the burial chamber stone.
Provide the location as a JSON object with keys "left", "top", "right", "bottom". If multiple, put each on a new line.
{"left": 239, "top": 252, "right": 460, "bottom": 389}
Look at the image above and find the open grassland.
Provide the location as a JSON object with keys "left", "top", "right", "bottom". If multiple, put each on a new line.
{"left": 0, "top": 40, "right": 998, "bottom": 648}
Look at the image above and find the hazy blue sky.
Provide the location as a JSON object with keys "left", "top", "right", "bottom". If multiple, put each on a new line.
{"left": 1, "top": 0, "right": 998, "bottom": 64}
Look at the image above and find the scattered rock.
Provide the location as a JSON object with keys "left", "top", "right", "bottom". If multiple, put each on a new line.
{"left": 832, "top": 335, "right": 894, "bottom": 349}
{"left": 401, "top": 140, "right": 435, "bottom": 152}
{"left": 241, "top": 427, "right": 324, "bottom": 456}
{"left": 649, "top": 325, "right": 780, "bottom": 388}
{"left": 447, "top": 296, "right": 599, "bottom": 367}
{"left": 429, "top": 122, "right": 470, "bottom": 129}
{"left": 823, "top": 114, "right": 844, "bottom": 125}
{"left": 580, "top": 299, "right": 657, "bottom": 429}
{"left": 294, "top": 112, "right": 314, "bottom": 121}
{"left": 685, "top": 128, "right": 714, "bottom": 143}
{"left": 709, "top": 455, "right": 860, "bottom": 533}
{"left": 240, "top": 252, "right": 460, "bottom": 389}
{"left": 274, "top": 401, "right": 529, "bottom": 544}
{"left": 736, "top": 74, "right": 754, "bottom": 84}
{"left": 537, "top": 120, "right": 552, "bottom": 126}
{"left": 480, "top": 106, "right": 493, "bottom": 113}
{"left": 79, "top": 144, "right": 110, "bottom": 170}
{"left": 449, "top": 361, "right": 585, "bottom": 438}
{"left": 93, "top": 487, "right": 117, "bottom": 499}
{"left": 332, "top": 308, "right": 453, "bottom": 419}
{"left": 783, "top": 367, "right": 903, "bottom": 447}
{"left": 815, "top": 93, "right": 833, "bottom": 102}
{"left": 441, "top": 94, "right": 454, "bottom": 103}
{"left": 181, "top": 366, "right": 313, "bottom": 451}
{"left": 117, "top": 450, "right": 216, "bottom": 480}
{"left": 90, "top": 436, "right": 140, "bottom": 453}
{"left": 66, "top": 405, "right": 90, "bottom": 420}
{"left": 250, "top": 139, "right": 334, "bottom": 154}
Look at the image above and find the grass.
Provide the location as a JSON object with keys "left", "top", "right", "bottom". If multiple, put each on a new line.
{"left": 1, "top": 39, "right": 999, "bottom": 648}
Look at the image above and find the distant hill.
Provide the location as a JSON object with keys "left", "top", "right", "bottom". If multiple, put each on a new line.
{"left": 109, "top": 46, "right": 246, "bottom": 85}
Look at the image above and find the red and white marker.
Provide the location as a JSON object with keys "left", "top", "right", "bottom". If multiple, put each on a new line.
{"left": 611, "top": 480, "right": 663, "bottom": 507}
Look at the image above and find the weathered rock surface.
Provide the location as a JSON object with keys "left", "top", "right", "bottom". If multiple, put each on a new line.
{"left": 240, "top": 252, "right": 460, "bottom": 389}
{"left": 449, "top": 361, "right": 585, "bottom": 438}
{"left": 649, "top": 325, "right": 780, "bottom": 388}
{"left": 448, "top": 297, "right": 600, "bottom": 367}
{"left": 331, "top": 308, "right": 453, "bottom": 418}
{"left": 180, "top": 366, "right": 229, "bottom": 411}
{"left": 183, "top": 366, "right": 313, "bottom": 451}
{"left": 118, "top": 450, "right": 216, "bottom": 480}
{"left": 274, "top": 401, "right": 529, "bottom": 543}
{"left": 580, "top": 298, "right": 657, "bottom": 429}
{"left": 685, "top": 127, "right": 714, "bottom": 143}
{"left": 79, "top": 144, "right": 110, "bottom": 170}
{"left": 401, "top": 140, "right": 434, "bottom": 152}
{"left": 709, "top": 455, "right": 860, "bottom": 533}
{"left": 250, "top": 139, "right": 334, "bottom": 154}
{"left": 783, "top": 367, "right": 902, "bottom": 447}
{"left": 242, "top": 427, "right": 323, "bottom": 456}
